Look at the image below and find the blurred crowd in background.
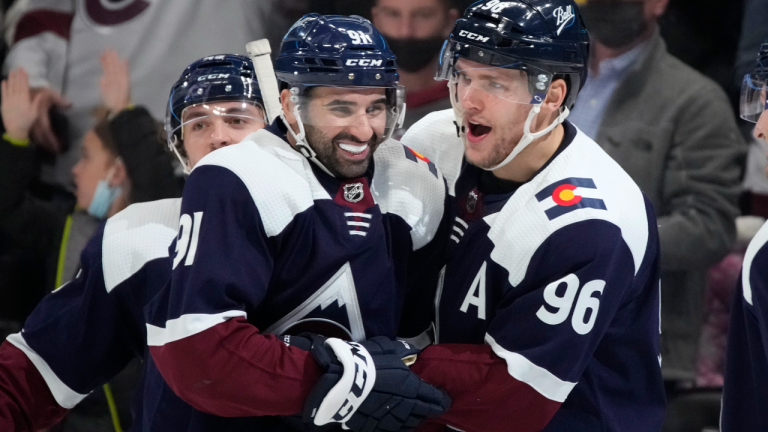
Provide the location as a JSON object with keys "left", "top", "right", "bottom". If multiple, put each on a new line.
{"left": 0, "top": 0, "right": 765, "bottom": 431}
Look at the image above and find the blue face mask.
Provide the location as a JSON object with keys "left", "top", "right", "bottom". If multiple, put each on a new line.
{"left": 87, "top": 164, "right": 123, "bottom": 219}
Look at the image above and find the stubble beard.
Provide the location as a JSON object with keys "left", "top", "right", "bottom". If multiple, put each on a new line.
{"left": 463, "top": 131, "right": 521, "bottom": 170}
{"left": 304, "top": 123, "right": 381, "bottom": 178}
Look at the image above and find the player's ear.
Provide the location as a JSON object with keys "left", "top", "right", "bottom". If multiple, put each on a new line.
{"left": 280, "top": 88, "right": 296, "bottom": 124}
{"left": 541, "top": 78, "right": 567, "bottom": 115}
{"left": 280, "top": 88, "right": 302, "bottom": 138}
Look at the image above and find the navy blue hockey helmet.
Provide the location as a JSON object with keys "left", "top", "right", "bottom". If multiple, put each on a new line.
{"left": 740, "top": 41, "right": 768, "bottom": 122}
{"left": 164, "top": 54, "right": 266, "bottom": 170}
{"left": 275, "top": 14, "right": 400, "bottom": 90}
{"left": 437, "top": 0, "right": 590, "bottom": 109}
{"left": 274, "top": 14, "right": 405, "bottom": 146}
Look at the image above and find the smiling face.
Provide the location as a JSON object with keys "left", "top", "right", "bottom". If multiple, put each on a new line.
{"left": 287, "top": 86, "right": 393, "bottom": 178}
{"left": 180, "top": 101, "right": 266, "bottom": 168}
{"left": 452, "top": 58, "right": 539, "bottom": 169}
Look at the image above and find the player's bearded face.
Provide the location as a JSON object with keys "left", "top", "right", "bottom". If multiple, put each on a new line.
{"left": 301, "top": 87, "right": 388, "bottom": 178}
{"left": 451, "top": 59, "right": 535, "bottom": 169}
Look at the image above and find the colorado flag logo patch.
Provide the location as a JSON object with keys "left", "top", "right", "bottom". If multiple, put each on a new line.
{"left": 535, "top": 177, "right": 607, "bottom": 220}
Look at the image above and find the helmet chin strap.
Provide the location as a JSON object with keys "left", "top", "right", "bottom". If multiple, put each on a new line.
{"left": 280, "top": 104, "right": 336, "bottom": 177}
{"left": 482, "top": 104, "right": 570, "bottom": 172}
{"left": 168, "top": 135, "right": 192, "bottom": 174}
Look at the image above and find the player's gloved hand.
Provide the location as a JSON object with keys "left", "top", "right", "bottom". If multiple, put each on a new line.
{"left": 284, "top": 334, "right": 451, "bottom": 432}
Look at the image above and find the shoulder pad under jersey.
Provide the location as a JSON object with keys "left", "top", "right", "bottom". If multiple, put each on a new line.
{"left": 193, "top": 129, "right": 333, "bottom": 237}
{"left": 372, "top": 138, "right": 446, "bottom": 250}
{"left": 400, "top": 109, "right": 464, "bottom": 195}
{"left": 103, "top": 198, "right": 182, "bottom": 292}
{"left": 484, "top": 131, "right": 651, "bottom": 286}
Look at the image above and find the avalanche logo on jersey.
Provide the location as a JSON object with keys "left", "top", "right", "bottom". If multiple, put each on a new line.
{"left": 264, "top": 263, "right": 365, "bottom": 341}
{"left": 535, "top": 177, "right": 607, "bottom": 220}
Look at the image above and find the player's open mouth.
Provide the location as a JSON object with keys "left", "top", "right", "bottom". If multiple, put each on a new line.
{"left": 338, "top": 142, "right": 369, "bottom": 159}
{"left": 466, "top": 120, "right": 492, "bottom": 143}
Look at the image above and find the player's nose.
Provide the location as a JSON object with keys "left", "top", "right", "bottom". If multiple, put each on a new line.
{"left": 210, "top": 119, "right": 232, "bottom": 148}
{"left": 459, "top": 85, "right": 484, "bottom": 113}
{"left": 347, "top": 117, "right": 375, "bottom": 143}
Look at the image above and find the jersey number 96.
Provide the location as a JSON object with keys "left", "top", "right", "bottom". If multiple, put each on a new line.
{"left": 536, "top": 274, "right": 605, "bottom": 335}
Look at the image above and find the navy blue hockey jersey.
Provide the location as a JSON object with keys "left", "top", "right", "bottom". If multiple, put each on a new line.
{"left": 144, "top": 122, "right": 449, "bottom": 429}
{"left": 0, "top": 197, "right": 319, "bottom": 432}
{"left": 721, "top": 220, "right": 768, "bottom": 431}
{"left": 0, "top": 199, "right": 180, "bottom": 430}
{"left": 402, "top": 110, "right": 666, "bottom": 432}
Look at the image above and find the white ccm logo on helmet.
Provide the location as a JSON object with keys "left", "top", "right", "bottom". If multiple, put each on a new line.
{"left": 459, "top": 30, "right": 490, "bottom": 43}
{"left": 197, "top": 74, "right": 231, "bottom": 81}
{"left": 345, "top": 59, "right": 383, "bottom": 67}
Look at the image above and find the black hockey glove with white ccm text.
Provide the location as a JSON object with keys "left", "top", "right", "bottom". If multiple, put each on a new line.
{"left": 282, "top": 334, "right": 451, "bottom": 432}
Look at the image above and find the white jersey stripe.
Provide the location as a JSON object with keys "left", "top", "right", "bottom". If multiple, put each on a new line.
{"left": 454, "top": 217, "right": 468, "bottom": 229}
{"left": 7, "top": 333, "right": 89, "bottom": 409}
{"left": 146, "top": 311, "right": 247, "bottom": 347}
{"left": 345, "top": 213, "right": 372, "bottom": 219}
{"left": 742, "top": 220, "right": 768, "bottom": 305}
{"left": 485, "top": 333, "right": 576, "bottom": 403}
{"left": 347, "top": 221, "right": 371, "bottom": 227}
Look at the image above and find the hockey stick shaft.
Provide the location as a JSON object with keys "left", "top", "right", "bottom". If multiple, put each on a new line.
{"left": 245, "top": 39, "right": 282, "bottom": 124}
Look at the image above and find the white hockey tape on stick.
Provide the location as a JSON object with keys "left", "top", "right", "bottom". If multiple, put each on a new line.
{"left": 246, "top": 39, "right": 282, "bottom": 124}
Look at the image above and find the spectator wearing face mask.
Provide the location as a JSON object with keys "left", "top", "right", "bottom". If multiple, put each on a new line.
{"left": 568, "top": 0, "right": 746, "bottom": 392}
{"left": 372, "top": 0, "right": 459, "bottom": 133}
{"left": 0, "top": 51, "right": 178, "bottom": 306}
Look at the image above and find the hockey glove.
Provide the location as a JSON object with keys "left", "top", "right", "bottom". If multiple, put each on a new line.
{"left": 285, "top": 334, "right": 451, "bottom": 432}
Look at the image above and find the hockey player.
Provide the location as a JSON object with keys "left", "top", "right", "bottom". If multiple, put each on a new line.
{"left": 399, "top": 1, "right": 666, "bottom": 431}
{"left": 721, "top": 41, "right": 768, "bottom": 432}
{"left": 144, "top": 14, "right": 451, "bottom": 432}
{"left": 0, "top": 53, "right": 269, "bottom": 431}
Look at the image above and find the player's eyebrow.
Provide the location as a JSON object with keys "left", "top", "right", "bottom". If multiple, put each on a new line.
{"left": 325, "top": 99, "right": 358, "bottom": 107}
{"left": 219, "top": 106, "right": 252, "bottom": 115}
{"left": 184, "top": 106, "right": 252, "bottom": 120}
{"left": 183, "top": 110, "right": 209, "bottom": 121}
{"left": 325, "top": 97, "right": 387, "bottom": 108}
{"left": 370, "top": 97, "right": 387, "bottom": 105}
